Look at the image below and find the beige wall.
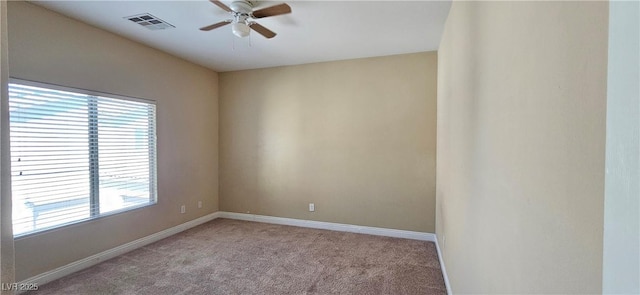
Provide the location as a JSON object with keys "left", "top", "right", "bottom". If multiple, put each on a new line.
{"left": 7, "top": 2, "right": 218, "bottom": 280}
{"left": 436, "top": 1, "right": 608, "bottom": 293}
{"left": 220, "top": 52, "right": 437, "bottom": 232}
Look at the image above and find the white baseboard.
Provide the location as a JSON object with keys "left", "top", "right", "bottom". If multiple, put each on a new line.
{"left": 434, "top": 235, "right": 452, "bottom": 295}
{"left": 18, "top": 211, "right": 221, "bottom": 289}
{"left": 218, "top": 211, "right": 436, "bottom": 242}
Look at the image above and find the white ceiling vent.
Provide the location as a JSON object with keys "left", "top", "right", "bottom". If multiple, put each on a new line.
{"left": 125, "top": 13, "right": 175, "bottom": 31}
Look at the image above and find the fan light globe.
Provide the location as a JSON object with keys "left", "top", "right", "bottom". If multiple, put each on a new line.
{"left": 232, "top": 22, "right": 251, "bottom": 38}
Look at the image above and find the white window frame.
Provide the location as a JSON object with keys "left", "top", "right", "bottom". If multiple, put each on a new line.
{"left": 9, "top": 78, "right": 158, "bottom": 237}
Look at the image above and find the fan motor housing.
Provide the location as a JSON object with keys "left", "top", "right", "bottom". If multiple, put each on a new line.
{"left": 230, "top": 1, "right": 254, "bottom": 14}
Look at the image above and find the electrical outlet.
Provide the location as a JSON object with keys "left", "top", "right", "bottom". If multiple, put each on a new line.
{"left": 198, "top": 201, "right": 202, "bottom": 208}
{"left": 180, "top": 205, "right": 185, "bottom": 214}
{"left": 309, "top": 203, "right": 315, "bottom": 212}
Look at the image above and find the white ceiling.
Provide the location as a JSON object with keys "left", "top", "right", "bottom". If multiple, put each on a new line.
{"left": 32, "top": 1, "right": 451, "bottom": 72}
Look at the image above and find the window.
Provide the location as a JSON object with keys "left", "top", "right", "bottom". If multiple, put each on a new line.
{"left": 9, "top": 80, "right": 157, "bottom": 236}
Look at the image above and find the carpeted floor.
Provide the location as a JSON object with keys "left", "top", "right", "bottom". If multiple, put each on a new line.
{"left": 27, "top": 218, "right": 447, "bottom": 294}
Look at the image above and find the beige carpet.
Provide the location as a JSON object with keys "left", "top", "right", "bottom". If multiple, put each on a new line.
{"left": 27, "top": 218, "right": 447, "bottom": 294}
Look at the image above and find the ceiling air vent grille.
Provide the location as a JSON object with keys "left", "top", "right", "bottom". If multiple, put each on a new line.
{"left": 125, "top": 13, "right": 175, "bottom": 30}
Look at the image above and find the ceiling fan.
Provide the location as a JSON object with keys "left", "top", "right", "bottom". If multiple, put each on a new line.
{"left": 199, "top": 0, "right": 292, "bottom": 39}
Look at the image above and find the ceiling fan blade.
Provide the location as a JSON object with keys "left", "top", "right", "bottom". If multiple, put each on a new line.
{"left": 249, "top": 23, "right": 277, "bottom": 39}
{"left": 252, "top": 3, "right": 291, "bottom": 18}
{"left": 199, "top": 20, "right": 231, "bottom": 31}
{"left": 209, "top": 0, "right": 232, "bottom": 12}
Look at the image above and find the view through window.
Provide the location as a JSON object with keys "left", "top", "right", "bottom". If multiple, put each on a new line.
{"left": 9, "top": 81, "right": 157, "bottom": 236}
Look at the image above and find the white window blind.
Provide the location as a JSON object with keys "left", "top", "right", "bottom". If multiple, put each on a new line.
{"left": 9, "top": 81, "right": 157, "bottom": 236}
